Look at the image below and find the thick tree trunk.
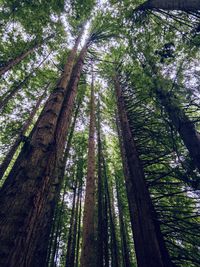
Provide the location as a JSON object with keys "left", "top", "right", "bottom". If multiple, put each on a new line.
{"left": 80, "top": 69, "right": 96, "bottom": 267}
{"left": 0, "top": 30, "right": 87, "bottom": 267}
{"left": 113, "top": 74, "right": 174, "bottom": 267}
{"left": 97, "top": 100, "right": 104, "bottom": 267}
{"left": 0, "top": 34, "right": 54, "bottom": 76}
{"left": 138, "top": 0, "right": 200, "bottom": 11}
{"left": 0, "top": 53, "right": 50, "bottom": 111}
{"left": 0, "top": 84, "right": 49, "bottom": 180}
{"left": 155, "top": 87, "right": 200, "bottom": 180}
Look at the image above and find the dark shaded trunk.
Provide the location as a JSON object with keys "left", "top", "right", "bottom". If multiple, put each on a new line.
{"left": 0, "top": 84, "right": 49, "bottom": 180}
{"left": 115, "top": 176, "right": 131, "bottom": 267}
{"left": 65, "top": 177, "right": 78, "bottom": 267}
{"left": 0, "top": 53, "right": 50, "bottom": 111}
{"left": 0, "top": 30, "right": 87, "bottom": 267}
{"left": 0, "top": 34, "right": 54, "bottom": 76}
{"left": 138, "top": 0, "right": 200, "bottom": 11}
{"left": 75, "top": 183, "right": 82, "bottom": 267}
{"left": 113, "top": 73, "right": 174, "bottom": 267}
{"left": 103, "top": 191, "right": 109, "bottom": 267}
{"left": 102, "top": 156, "right": 119, "bottom": 267}
{"left": 80, "top": 69, "right": 96, "bottom": 267}
{"left": 97, "top": 99, "right": 104, "bottom": 267}
{"left": 155, "top": 87, "right": 200, "bottom": 182}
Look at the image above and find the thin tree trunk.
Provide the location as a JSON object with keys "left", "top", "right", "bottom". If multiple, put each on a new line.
{"left": 75, "top": 182, "right": 82, "bottom": 267}
{"left": 97, "top": 99, "right": 104, "bottom": 267}
{"left": 0, "top": 34, "right": 54, "bottom": 76}
{"left": 65, "top": 177, "right": 78, "bottom": 267}
{"left": 0, "top": 83, "right": 49, "bottom": 180}
{"left": 115, "top": 176, "right": 131, "bottom": 267}
{"left": 103, "top": 192, "right": 109, "bottom": 267}
{"left": 113, "top": 73, "right": 174, "bottom": 267}
{"left": 80, "top": 68, "right": 96, "bottom": 267}
{"left": 0, "top": 53, "right": 50, "bottom": 111}
{"left": 0, "top": 29, "right": 87, "bottom": 267}
{"left": 138, "top": 0, "right": 200, "bottom": 11}
{"left": 103, "top": 157, "right": 119, "bottom": 267}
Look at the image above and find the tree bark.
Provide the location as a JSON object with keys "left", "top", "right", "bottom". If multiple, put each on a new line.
{"left": 0, "top": 29, "right": 87, "bottom": 267}
{"left": 138, "top": 0, "right": 200, "bottom": 11}
{"left": 75, "top": 182, "right": 82, "bottom": 267}
{"left": 0, "top": 83, "right": 49, "bottom": 180}
{"left": 0, "top": 34, "right": 54, "bottom": 76}
{"left": 113, "top": 73, "right": 174, "bottom": 267}
{"left": 80, "top": 68, "right": 96, "bottom": 267}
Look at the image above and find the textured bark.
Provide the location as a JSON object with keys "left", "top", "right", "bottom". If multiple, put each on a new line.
{"left": 155, "top": 87, "right": 200, "bottom": 179}
{"left": 138, "top": 0, "right": 200, "bottom": 11}
{"left": 0, "top": 53, "right": 50, "bottom": 111}
{"left": 80, "top": 70, "right": 96, "bottom": 267}
{"left": 113, "top": 74, "right": 174, "bottom": 267}
{"left": 0, "top": 84, "right": 49, "bottom": 180}
{"left": 0, "top": 30, "right": 86, "bottom": 267}
{"left": 97, "top": 100, "right": 104, "bottom": 267}
{"left": 0, "top": 34, "right": 54, "bottom": 76}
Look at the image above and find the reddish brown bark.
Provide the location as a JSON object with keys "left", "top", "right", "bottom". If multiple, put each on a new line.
{"left": 0, "top": 31, "right": 88, "bottom": 267}
{"left": 0, "top": 34, "right": 54, "bottom": 76}
{"left": 80, "top": 69, "right": 96, "bottom": 267}
{"left": 113, "top": 74, "right": 174, "bottom": 267}
{"left": 0, "top": 83, "right": 49, "bottom": 180}
{"left": 138, "top": 0, "right": 200, "bottom": 11}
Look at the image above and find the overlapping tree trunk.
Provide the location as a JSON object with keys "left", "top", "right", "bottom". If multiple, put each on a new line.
{"left": 138, "top": 0, "right": 200, "bottom": 11}
{"left": 0, "top": 34, "right": 54, "bottom": 76}
{"left": 80, "top": 69, "right": 96, "bottom": 267}
{"left": 0, "top": 83, "right": 49, "bottom": 180}
{"left": 113, "top": 73, "right": 174, "bottom": 267}
{"left": 155, "top": 87, "right": 200, "bottom": 180}
{"left": 0, "top": 29, "right": 87, "bottom": 267}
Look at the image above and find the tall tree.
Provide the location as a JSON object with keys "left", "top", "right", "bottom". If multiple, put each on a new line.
{"left": 113, "top": 72, "right": 174, "bottom": 267}
{"left": 80, "top": 67, "right": 96, "bottom": 267}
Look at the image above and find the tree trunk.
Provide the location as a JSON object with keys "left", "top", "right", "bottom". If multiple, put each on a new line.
{"left": 97, "top": 99, "right": 104, "bottom": 267}
{"left": 138, "top": 0, "right": 200, "bottom": 11}
{"left": 103, "top": 157, "right": 119, "bottom": 267}
{"left": 0, "top": 83, "right": 49, "bottom": 180}
{"left": 0, "top": 30, "right": 87, "bottom": 267}
{"left": 115, "top": 175, "right": 131, "bottom": 267}
{"left": 75, "top": 182, "right": 82, "bottom": 267}
{"left": 113, "top": 73, "right": 174, "bottom": 267}
{"left": 65, "top": 177, "right": 78, "bottom": 267}
{"left": 0, "top": 53, "right": 50, "bottom": 111}
{"left": 0, "top": 34, "right": 54, "bottom": 76}
{"left": 155, "top": 87, "right": 200, "bottom": 181}
{"left": 80, "top": 68, "right": 96, "bottom": 267}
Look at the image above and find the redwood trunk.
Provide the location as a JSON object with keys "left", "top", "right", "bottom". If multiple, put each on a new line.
{"left": 113, "top": 74, "right": 174, "bottom": 267}
{"left": 97, "top": 100, "right": 104, "bottom": 267}
{"left": 0, "top": 84, "right": 49, "bottom": 180}
{"left": 0, "top": 31, "right": 87, "bottom": 267}
{"left": 80, "top": 69, "right": 96, "bottom": 267}
{"left": 138, "top": 0, "right": 200, "bottom": 11}
{"left": 0, "top": 34, "right": 54, "bottom": 76}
